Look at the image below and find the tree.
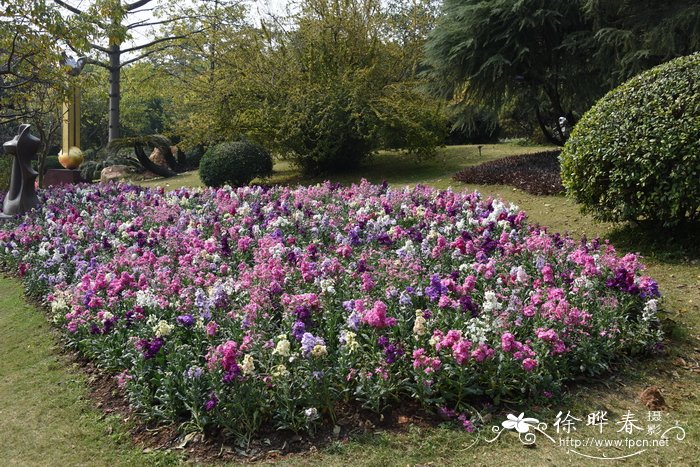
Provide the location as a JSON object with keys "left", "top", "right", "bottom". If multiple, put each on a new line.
{"left": 45, "top": 0, "right": 207, "bottom": 141}
{"left": 163, "top": 0, "right": 446, "bottom": 173}
{"left": 1, "top": 2, "right": 76, "bottom": 184}
{"left": 1, "top": 1, "right": 69, "bottom": 125}
{"left": 424, "top": 0, "right": 600, "bottom": 146}
{"left": 424, "top": 0, "right": 700, "bottom": 145}
{"left": 584, "top": 0, "right": 700, "bottom": 84}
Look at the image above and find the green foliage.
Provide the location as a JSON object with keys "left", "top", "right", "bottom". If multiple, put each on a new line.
{"left": 584, "top": 0, "right": 700, "bottom": 84}
{"left": 445, "top": 109, "right": 500, "bottom": 145}
{"left": 199, "top": 141, "right": 273, "bottom": 187}
{"left": 167, "top": 0, "right": 445, "bottom": 174}
{"left": 425, "top": 0, "right": 700, "bottom": 146}
{"left": 42, "top": 155, "right": 62, "bottom": 173}
{"left": 561, "top": 53, "right": 700, "bottom": 226}
{"left": 424, "top": 0, "right": 598, "bottom": 146}
{"left": 0, "top": 156, "right": 10, "bottom": 192}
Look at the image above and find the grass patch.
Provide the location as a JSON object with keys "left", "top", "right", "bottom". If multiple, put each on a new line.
{"left": 0, "top": 275, "right": 181, "bottom": 466}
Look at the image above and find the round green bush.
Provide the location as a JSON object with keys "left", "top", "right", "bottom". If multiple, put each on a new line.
{"left": 199, "top": 141, "right": 273, "bottom": 188}
{"left": 561, "top": 53, "right": 700, "bottom": 226}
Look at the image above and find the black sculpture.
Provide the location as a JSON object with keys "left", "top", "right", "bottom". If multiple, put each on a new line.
{"left": 1, "top": 124, "right": 40, "bottom": 219}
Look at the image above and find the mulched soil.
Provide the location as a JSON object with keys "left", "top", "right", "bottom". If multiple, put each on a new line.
{"left": 453, "top": 150, "right": 564, "bottom": 195}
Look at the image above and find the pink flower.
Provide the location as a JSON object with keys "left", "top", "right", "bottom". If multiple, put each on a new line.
{"left": 541, "top": 264, "right": 555, "bottom": 283}
{"left": 361, "top": 272, "right": 375, "bottom": 292}
{"left": 501, "top": 332, "right": 516, "bottom": 352}
{"left": 362, "top": 300, "right": 397, "bottom": 328}
{"left": 471, "top": 343, "right": 494, "bottom": 363}
{"left": 452, "top": 339, "right": 472, "bottom": 364}
{"left": 522, "top": 358, "right": 538, "bottom": 371}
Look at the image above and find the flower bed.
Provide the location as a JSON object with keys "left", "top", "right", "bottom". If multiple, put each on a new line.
{"left": 0, "top": 181, "right": 662, "bottom": 440}
{"left": 454, "top": 150, "right": 563, "bottom": 195}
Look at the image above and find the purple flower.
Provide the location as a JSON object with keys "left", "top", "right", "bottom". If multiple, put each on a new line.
{"left": 176, "top": 314, "right": 195, "bottom": 327}
{"left": 300, "top": 332, "right": 325, "bottom": 357}
{"left": 204, "top": 394, "right": 218, "bottom": 411}
{"left": 292, "top": 320, "right": 306, "bottom": 341}
{"left": 425, "top": 274, "right": 446, "bottom": 302}
{"left": 135, "top": 337, "right": 164, "bottom": 360}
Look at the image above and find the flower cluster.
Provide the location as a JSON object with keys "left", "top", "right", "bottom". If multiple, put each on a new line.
{"left": 0, "top": 181, "right": 662, "bottom": 440}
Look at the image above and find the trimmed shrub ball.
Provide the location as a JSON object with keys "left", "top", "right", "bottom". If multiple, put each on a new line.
{"left": 199, "top": 141, "right": 273, "bottom": 188}
{"left": 561, "top": 53, "right": 700, "bottom": 226}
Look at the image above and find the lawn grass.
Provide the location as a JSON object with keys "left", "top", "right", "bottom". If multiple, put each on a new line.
{"left": 2, "top": 142, "right": 698, "bottom": 465}
{"left": 138, "top": 143, "right": 553, "bottom": 190}
{"left": 0, "top": 276, "right": 182, "bottom": 466}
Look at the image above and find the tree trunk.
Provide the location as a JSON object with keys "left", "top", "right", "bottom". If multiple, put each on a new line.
{"left": 108, "top": 45, "right": 121, "bottom": 142}
{"left": 534, "top": 106, "right": 564, "bottom": 147}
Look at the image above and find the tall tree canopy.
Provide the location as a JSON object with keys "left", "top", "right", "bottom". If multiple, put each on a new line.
{"left": 41, "top": 0, "right": 215, "bottom": 141}
{"left": 425, "top": 0, "right": 700, "bottom": 145}
{"left": 162, "top": 0, "right": 446, "bottom": 174}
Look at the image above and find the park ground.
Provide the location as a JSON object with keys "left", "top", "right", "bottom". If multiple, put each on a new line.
{"left": 1, "top": 143, "right": 698, "bottom": 466}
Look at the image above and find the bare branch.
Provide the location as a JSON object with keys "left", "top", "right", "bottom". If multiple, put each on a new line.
{"left": 125, "top": 0, "right": 155, "bottom": 12}
{"left": 120, "top": 33, "right": 194, "bottom": 54}
{"left": 126, "top": 15, "right": 203, "bottom": 30}
{"left": 120, "top": 43, "right": 181, "bottom": 67}
{"left": 52, "top": 0, "right": 84, "bottom": 16}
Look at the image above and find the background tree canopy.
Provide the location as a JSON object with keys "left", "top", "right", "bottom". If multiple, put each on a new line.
{"left": 2, "top": 0, "right": 698, "bottom": 175}
{"left": 424, "top": 0, "right": 700, "bottom": 145}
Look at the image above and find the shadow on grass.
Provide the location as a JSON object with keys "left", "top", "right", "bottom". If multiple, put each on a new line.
{"left": 605, "top": 221, "right": 700, "bottom": 264}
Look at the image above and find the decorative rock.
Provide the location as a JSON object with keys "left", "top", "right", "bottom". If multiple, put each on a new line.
{"left": 100, "top": 165, "right": 132, "bottom": 183}
{"left": 149, "top": 147, "right": 168, "bottom": 168}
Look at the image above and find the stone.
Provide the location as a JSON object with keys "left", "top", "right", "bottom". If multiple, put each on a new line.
{"left": 149, "top": 147, "right": 168, "bottom": 168}
{"left": 100, "top": 165, "right": 132, "bottom": 183}
{"left": 43, "top": 168, "right": 85, "bottom": 187}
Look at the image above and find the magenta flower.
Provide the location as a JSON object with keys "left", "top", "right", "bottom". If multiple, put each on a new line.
{"left": 362, "top": 301, "right": 397, "bottom": 328}
{"left": 522, "top": 358, "right": 538, "bottom": 372}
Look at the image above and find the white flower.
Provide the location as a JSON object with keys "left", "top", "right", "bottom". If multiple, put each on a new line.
{"left": 153, "top": 320, "right": 173, "bottom": 337}
{"left": 642, "top": 299, "right": 659, "bottom": 321}
{"left": 482, "top": 291, "right": 502, "bottom": 312}
{"left": 413, "top": 311, "right": 427, "bottom": 337}
{"left": 319, "top": 278, "right": 336, "bottom": 295}
{"left": 341, "top": 331, "right": 360, "bottom": 353}
{"left": 241, "top": 354, "right": 255, "bottom": 375}
{"left": 311, "top": 344, "right": 327, "bottom": 358}
{"left": 304, "top": 407, "right": 319, "bottom": 420}
{"left": 502, "top": 413, "right": 539, "bottom": 433}
{"left": 273, "top": 336, "right": 291, "bottom": 357}
{"left": 271, "top": 364, "right": 289, "bottom": 378}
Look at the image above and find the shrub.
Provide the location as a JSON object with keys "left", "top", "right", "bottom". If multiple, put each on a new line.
{"left": 561, "top": 53, "right": 700, "bottom": 226}
{"left": 199, "top": 141, "right": 273, "bottom": 187}
{"left": 43, "top": 156, "right": 62, "bottom": 173}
